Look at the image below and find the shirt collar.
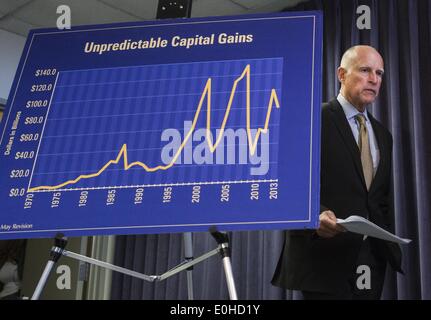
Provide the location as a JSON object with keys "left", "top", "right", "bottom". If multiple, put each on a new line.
{"left": 337, "top": 93, "right": 369, "bottom": 122}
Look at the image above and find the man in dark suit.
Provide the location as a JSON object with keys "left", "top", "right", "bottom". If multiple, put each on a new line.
{"left": 272, "top": 45, "right": 402, "bottom": 299}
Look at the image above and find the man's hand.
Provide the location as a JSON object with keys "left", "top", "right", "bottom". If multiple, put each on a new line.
{"left": 316, "top": 210, "right": 346, "bottom": 238}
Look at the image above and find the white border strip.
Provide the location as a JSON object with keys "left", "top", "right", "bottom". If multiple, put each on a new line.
{"left": 33, "top": 15, "right": 319, "bottom": 35}
{"left": 2, "top": 217, "right": 315, "bottom": 236}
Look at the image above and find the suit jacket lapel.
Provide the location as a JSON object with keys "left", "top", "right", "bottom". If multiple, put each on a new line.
{"left": 328, "top": 99, "right": 367, "bottom": 189}
{"left": 368, "top": 113, "right": 387, "bottom": 193}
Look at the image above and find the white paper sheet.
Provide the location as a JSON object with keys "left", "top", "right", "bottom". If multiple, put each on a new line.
{"left": 336, "top": 215, "right": 411, "bottom": 245}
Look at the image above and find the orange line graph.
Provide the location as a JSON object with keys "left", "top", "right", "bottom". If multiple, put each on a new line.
{"left": 28, "top": 64, "right": 281, "bottom": 192}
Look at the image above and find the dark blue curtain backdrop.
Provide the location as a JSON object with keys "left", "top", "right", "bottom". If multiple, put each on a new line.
{"left": 111, "top": 0, "right": 431, "bottom": 300}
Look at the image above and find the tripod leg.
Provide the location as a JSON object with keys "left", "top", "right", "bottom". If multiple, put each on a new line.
{"left": 183, "top": 232, "right": 194, "bottom": 300}
{"left": 31, "top": 260, "right": 56, "bottom": 300}
{"left": 221, "top": 249, "right": 238, "bottom": 300}
{"left": 31, "top": 234, "right": 68, "bottom": 300}
{"left": 209, "top": 227, "right": 238, "bottom": 300}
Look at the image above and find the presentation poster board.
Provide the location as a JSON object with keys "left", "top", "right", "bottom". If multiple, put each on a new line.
{"left": 0, "top": 11, "right": 322, "bottom": 239}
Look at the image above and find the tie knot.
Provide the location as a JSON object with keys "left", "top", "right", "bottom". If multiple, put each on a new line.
{"left": 355, "top": 114, "right": 366, "bottom": 126}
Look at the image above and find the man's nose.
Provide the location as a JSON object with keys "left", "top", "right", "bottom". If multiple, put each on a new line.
{"left": 368, "top": 72, "right": 378, "bottom": 84}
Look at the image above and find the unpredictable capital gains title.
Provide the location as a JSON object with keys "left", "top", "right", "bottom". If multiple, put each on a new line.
{"left": 84, "top": 32, "right": 254, "bottom": 55}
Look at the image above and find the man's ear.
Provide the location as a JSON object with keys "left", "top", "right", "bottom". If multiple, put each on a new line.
{"left": 337, "top": 67, "right": 346, "bottom": 83}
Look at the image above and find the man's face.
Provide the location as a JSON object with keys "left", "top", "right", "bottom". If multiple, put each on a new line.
{"left": 339, "top": 48, "right": 384, "bottom": 111}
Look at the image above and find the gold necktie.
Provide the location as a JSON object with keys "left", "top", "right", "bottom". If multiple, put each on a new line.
{"left": 355, "top": 114, "right": 373, "bottom": 190}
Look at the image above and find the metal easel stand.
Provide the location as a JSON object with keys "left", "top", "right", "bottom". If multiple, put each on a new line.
{"left": 31, "top": 229, "right": 238, "bottom": 300}
{"left": 183, "top": 232, "right": 194, "bottom": 300}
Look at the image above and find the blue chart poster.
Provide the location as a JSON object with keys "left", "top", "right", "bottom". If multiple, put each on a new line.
{"left": 0, "top": 11, "right": 322, "bottom": 239}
